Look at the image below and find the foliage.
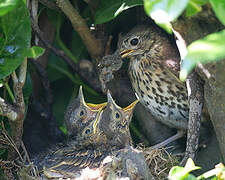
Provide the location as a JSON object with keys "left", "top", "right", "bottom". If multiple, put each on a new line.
{"left": 95, "top": 0, "right": 143, "bottom": 24}
{"left": 169, "top": 158, "right": 225, "bottom": 180}
{"left": 0, "top": 0, "right": 44, "bottom": 78}
{"left": 0, "top": 0, "right": 31, "bottom": 79}
{"left": 0, "top": 0, "right": 19, "bottom": 16}
{"left": 180, "top": 29, "right": 225, "bottom": 81}
{"left": 26, "top": 46, "right": 45, "bottom": 59}
{"left": 144, "top": 0, "right": 188, "bottom": 33}
{"left": 0, "top": 2, "right": 44, "bottom": 83}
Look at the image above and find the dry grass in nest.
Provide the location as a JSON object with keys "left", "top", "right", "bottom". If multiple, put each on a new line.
{"left": 137, "top": 145, "right": 179, "bottom": 180}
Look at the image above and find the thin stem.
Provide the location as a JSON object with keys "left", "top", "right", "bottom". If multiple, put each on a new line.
{"left": 4, "top": 82, "right": 15, "bottom": 103}
{"left": 48, "top": 63, "right": 78, "bottom": 84}
{"left": 56, "top": 35, "right": 78, "bottom": 63}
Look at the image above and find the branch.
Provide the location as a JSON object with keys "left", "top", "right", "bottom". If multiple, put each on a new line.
{"left": 181, "top": 72, "right": 204, "bottom": 165}
{"left": 0, "top": 97, "right": 18, "bottom": 121}
{"left": 0, "top": 61, "right": 26, "bottom": 122}
{"left": 56, "top": 0, "right": 102, "bottom": 59}
{"left": 6, "top": 60, "right": 27, "bottom": 160}
{"left": 12, "top": 59, "right": 27, "bottom": 110}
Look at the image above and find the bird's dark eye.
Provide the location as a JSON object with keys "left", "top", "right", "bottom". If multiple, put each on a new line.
{"left": 115, "top": 112, "right": 120, "bottom": 119}
{"left": 85, "top": 128, "right": 91, "bottom": 134}
{"left": 80, "top": 110, "right": 84, "bottom": 116}
{"left": 130, "top": 38, "right": 139, "bottom": 46}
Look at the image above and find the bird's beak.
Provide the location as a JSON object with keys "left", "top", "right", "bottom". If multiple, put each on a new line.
{"left": 120, "top": 49, "right": 134, "bottom": 58}
{"left": 107, "top": 90, "right": 121, "bottom": 109}
{"left": 79, "top": 85, "right": 107, "bottom": 111}
{"left": 78, "top": 85, "right": 87, "bottom": 106}
{"left": 87, "top": 102, "right": 107, "bottom": 111}
{"left": 123, "top": 99, "right": 139, "bottom": 112}
{"left": 122, "top": 99, "right": 139, "bottom": 123}
{"left": 93, "top": 109, "right": 103, "bottom": 134}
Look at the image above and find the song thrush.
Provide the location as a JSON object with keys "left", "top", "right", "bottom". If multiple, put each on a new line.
{"left": 64, "top": 86, "right": 106, "bottom": 137}
{"left": 37, "top": 91, "right": 138, "bottom": 179}
{"left": 118, "top": 25, "right": 189, "bottom": 147}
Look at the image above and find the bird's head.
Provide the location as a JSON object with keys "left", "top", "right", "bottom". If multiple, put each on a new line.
{"left": 97, "top": 90, "right": 139, "bottom": 148}
{"left": 65, "top": 85, "right": 106, "bottom": 137}
{"left": 118, "top": 26, "right": 154, "bottom": 59}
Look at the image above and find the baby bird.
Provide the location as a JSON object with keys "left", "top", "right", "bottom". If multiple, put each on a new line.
{"left": 97, "top": 91, "right": 139, "bottom": 149}
{"left": 65, "top": 85, "right": 106, "bottom": 137}
{"left": 37, "top": 91, "right": 138, "bottom": 179}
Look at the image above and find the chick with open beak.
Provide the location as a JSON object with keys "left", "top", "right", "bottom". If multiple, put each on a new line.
{"left": 97, "top": 91, "right": 139, "bottom": 149}
{"left": 65, "top": 85, "right": 106, "bottom": 137}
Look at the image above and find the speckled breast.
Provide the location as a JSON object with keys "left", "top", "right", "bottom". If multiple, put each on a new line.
{"left": 128, "top": 57, "right": 189, "bottom": 130}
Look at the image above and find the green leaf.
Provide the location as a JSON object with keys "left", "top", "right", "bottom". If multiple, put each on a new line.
{"left": 180, "top": 29, "right": 225, "bottom": 81}
{"left": 0, "top": 0, "right": 31, "bottom": 79}
{"left": 210, "top": 0, "right": 225, "bottom": 26}
{"left": 169, "top": 167, "right": 198, "bottom": 180}
{"left": 184, "top": 158, "right": 201, "bottom": 173}
{"left": 95, "top": 0, "right": 143, "bottom": 24}
{"left": 26, "top": 46, "right": 45, "bottom": 58}
{"left": 211, "top": 177, "right": 218, "bottom": 180}
{"left": 169, "top": 166, "right": 189, "bottom": 179}
{"left": 155, "top": 22, "right": 173, "bottom": 34}
{"left": 168, "top": 159, "right": 200, "bottom": 180}
{"left": 0, "top": 0, "right": 19, "bottom": 16}
{"left": 184, "top": 174, "right": 197, "bottom": 180}
{"left": 185, "top": 0, "right": 208, "bottom": 17}
{"left": 144, "top": 0, "right": 189, "bottom": 23}
{"left": 0, "top": 79, "right": 3, "bottom": 87}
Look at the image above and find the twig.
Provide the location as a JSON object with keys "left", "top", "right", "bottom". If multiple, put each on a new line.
{"left": 21, "top": 141, "right": 31, "bottom": 163}
{"left": 173, "top": 29, "right": 204, "bottom": 165}
{"left": 1, "top": 122, "right": 23, "bottom": 162}
{"left": 181, "top": 72, "right": 204, "bottom": 165}
{"left": 56, "top": 0, "right": 102, "bottom": 59}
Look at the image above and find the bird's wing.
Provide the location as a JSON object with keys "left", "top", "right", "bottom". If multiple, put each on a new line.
{"left": 43, "top": 149, "right": 106, "bottom": 176}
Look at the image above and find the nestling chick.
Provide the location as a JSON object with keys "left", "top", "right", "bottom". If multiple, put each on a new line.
{"left": 65, "top": 85, "right": 106, "bottom": 137}
{"left": 35, "top": 90, "right": 138, "bottom": 179}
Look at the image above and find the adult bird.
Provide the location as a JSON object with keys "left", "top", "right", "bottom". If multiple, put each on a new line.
{"left": 118, "top": 25, "right": 189, "bottom": 148}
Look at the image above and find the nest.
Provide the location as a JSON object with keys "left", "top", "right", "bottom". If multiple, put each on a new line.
{"left": 138, "top": 145, "right": 179, "bottom": 180}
